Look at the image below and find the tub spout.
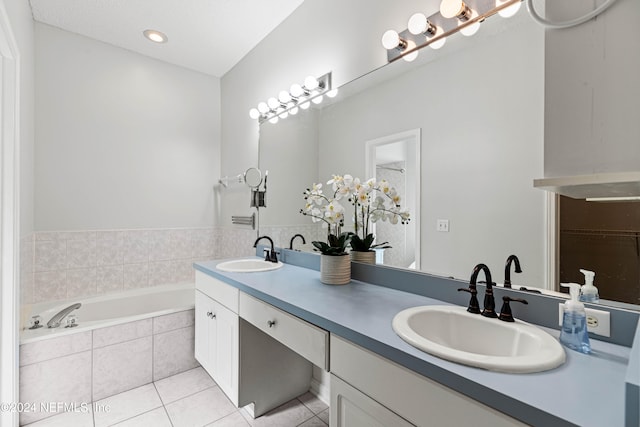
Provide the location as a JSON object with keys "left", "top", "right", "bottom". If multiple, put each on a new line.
{"left": 47, "top": 303, "right": 81, "bottom": 328}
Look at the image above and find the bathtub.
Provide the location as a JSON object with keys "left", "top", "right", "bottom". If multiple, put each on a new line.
{"left": 21, "top": 283, "right": 195, "bottom": 344}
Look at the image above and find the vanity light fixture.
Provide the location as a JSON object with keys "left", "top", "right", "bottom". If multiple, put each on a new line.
{"left": 381, "top": 0, "right": 523, "bottom": 62}
{"left": 381, "top": 30, "right": 418, "bottom": 62}
{"left": 407, "top": 13, "right": 446, "bottom": 49}
{"left": 496, "top": 0, "right": 521, "bottom": 18}
{"left": 440, "top": 0, "right": 480, "bottom": 36}
{"left": 248, "top": 72, "right": 333, "bottom": 124}
{"left": 143, "top": 29, "right": 168, "bottom": 43}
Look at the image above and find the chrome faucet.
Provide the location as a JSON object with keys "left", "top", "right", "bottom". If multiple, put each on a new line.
{"left": 504, "top": 254, "right": 522, "bottom": 288}
{"left": 289, "top": 234, "right": 306, "bottom": 250}
{"left": 470, "top": 263, "right": 497, "bottom": 318}
{"left": 254, "top": 235, "right": 278, "bottom": 263}
{"left": 47, "top": 303, "right": 81, "bottom": 328}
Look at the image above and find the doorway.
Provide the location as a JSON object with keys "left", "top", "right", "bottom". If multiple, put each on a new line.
{"left": 365, "top": 129, "right": 421, "bottom": 269}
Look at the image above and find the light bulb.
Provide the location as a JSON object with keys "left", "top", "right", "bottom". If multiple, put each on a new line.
{"left": 497, "top": 0, "right": 521, "bottom": 18}
{"left": 249, "top": 108, "right": 260, "bottom": 120}
{"left": 280, "top": 111, "right": 289, "bottom": 119}
{"left": 267, "top": 97, "right": 279, "bottom": 110}
{"left": 440, "top": 0, "right": 466, "bottom": 19}
{"left": 290, "top": 83, "right": 304, "bottom": 97}
{"left": 381, "top": 30, "right": 401, "bottom": 50}
{"left": 304, "top": 76, "right": 319, "bottom": 90}
{"left": 402, "top": 40, "right": 418, "bottom": 62}
{"left": 269, "top": 116, "right": 279, "bottom": 124}
{"left": 257, "top": 102, "right": 269, "bottom": 114}
{"left": 289, "top": 106, "right": 299, "bottom": 115}
{"left": 278, "top": 90, "right": 291, "bottom": 103}
{"left": 460, "top": 21, "right": 480, "bottom": 36}
{"left": 312, "top": 95, "right": 323, "bottom": 104}
{"left": 300, "top": 101, "right": 311, "bottom": 110}
{"left": 143, "top": 29, "right": 168, "bottom": 43}
{"left": 408, "top": 13, "right": 428, "bottom": 35}
{"left": 327, "top": 88, "right": 339, "bottom": 98}
{"left": 430, "top": 36, "right": 446, "bottom": 49}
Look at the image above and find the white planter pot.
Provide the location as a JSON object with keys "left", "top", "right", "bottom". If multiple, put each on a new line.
{"left": 320, "top": 254, "right": 351, "bottom": 285}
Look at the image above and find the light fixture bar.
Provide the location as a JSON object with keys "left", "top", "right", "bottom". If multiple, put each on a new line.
{"left": 249, "top": 72, "right": 333, "bottom": 125}
{"left": 384, "top": 0, "right": 523, "bottom": 62}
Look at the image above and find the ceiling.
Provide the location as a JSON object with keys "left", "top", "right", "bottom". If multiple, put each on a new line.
{"left": 29, "top": 0, "right": 305, "bottom": 77}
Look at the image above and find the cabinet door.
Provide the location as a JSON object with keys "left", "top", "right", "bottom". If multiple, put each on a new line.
{"left": 331, "top": 375, "right": 414, "bottom": 427}
{"left": 212, "top": 300, "right": 239, "bottom": 405}
{"left": 194, "top": 290, "right": 216, "bottom": 375}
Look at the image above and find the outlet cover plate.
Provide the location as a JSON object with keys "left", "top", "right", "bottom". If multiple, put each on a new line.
{"left": 558, "top": 304, "right": 611, "bottom": 337}
{"left": 437, "top": 219, "right": 449, "bottom": 232}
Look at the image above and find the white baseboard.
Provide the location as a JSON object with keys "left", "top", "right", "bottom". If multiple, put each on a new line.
{"left": 309, "top": 366, "right": 330, "bottom": 405}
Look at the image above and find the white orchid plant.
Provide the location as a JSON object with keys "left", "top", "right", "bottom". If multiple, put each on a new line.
{"left": 301, "top": 174, "right": 410, "bottom": 253}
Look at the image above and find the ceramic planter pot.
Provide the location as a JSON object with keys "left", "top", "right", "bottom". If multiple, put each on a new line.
{"left": 320, "top": 254, "right": 351, "bottom": 285}
{"left": 350, "top": 250, "right": 376, "bottom": 264}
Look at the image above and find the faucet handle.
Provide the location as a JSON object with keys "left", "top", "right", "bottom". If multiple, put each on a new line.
{"left": 498, "top": 296, "right": 528, "bottom": 322}
{"left": 457, "top": 287, "right": 481, "bottom": 314}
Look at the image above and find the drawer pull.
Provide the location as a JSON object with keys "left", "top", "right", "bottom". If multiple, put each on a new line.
{"left": 267, "top": 320, "right": 276, "bottom": 328}
{"left": 207, "top": 311, "right": 216, "bottom": 319}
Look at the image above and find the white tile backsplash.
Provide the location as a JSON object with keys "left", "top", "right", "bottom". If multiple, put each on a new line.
{"left": 26, "top": 227, "right": 215, "bottom": 305}
{"left": 25, "top": 225, "right": 310, "bottom": 306}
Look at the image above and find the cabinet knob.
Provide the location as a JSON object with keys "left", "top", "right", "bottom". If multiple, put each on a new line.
{"left": 206, "top": 311, "right": 216, "bottom": 319}
{"left": 267, "top": 320, "right": 276, "bottom": 328}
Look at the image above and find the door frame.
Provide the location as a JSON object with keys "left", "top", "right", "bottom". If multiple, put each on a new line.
{"left": 0, "top": 1, "right": 21, "bottom": 425}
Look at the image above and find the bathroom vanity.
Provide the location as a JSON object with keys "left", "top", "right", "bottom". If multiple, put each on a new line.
{"left": 194, "top": 257, "right": 635, "bottom": 426}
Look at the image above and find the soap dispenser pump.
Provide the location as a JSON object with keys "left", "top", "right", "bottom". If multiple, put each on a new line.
{"left": 579, "top": 269, "right": 599, "bottom": 303}
{"left": 559, "top": 283, "right": 591, "bottom": 354}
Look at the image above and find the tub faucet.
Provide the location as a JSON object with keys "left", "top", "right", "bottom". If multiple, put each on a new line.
{"left": 504, "top": 254, "right": 522, "bottom": 288}
{"left": 254, "top": 235, "right": 278, "bottom": 263}
{"left": 47, "top": 303, "right": 81, "bottom": 328}
{"left": 289, "top": 234, "right": 306, "bottom": 250}
{"left": 470, "top": 263, "right": 497, "bottom": 318}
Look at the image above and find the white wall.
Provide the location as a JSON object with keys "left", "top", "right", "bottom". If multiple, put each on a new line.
{"left": 35, "top": 24, "right": 221, "bottom": 231}
{"left": 544, "top": 0, "right": 640, "bottom": 176}
{"left": 317, "top": 16, "right": 545, "bottom": 283}
{"left": 3, "top": 0, "right": 35, "bottom": 238}
{"left": 222, "top": 1, "right": 546, "bottom": 285}
{"left": 220, "top": 0, "right": 433, "bottom": 226}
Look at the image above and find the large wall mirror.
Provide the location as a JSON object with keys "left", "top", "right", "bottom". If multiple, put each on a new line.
{"left": 257, "top": 10, "right": 639, "bottom": 311}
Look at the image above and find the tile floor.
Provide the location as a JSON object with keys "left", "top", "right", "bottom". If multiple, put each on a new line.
{"left": 24, "top": 367, "right": 329, "bottom": 427}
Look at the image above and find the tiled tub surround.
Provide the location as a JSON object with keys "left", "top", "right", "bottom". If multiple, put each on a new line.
{"left": 19, "top": 309, "right": 198, "bottom": 425}
{"left": 20, "top": 225, "right": 320, "bottom": 307}
{"left": 21, "top": 227, "right": 216, "bottom": 305}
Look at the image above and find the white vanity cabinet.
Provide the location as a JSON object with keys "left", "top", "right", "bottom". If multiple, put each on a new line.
{"left": 194, "top": 272, "right": 240, "bottom": 405}
{"left": 330, "top": 336, "right": 527, "bottom": 427}
{"left": 195, "top": 271, "right": 320, "bottom": 418}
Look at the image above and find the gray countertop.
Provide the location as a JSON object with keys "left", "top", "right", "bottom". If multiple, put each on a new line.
{"left": 194, "top": 258, "right": 632, "bottom": 427}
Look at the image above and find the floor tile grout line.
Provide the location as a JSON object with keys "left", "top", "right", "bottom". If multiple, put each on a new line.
{"left": 153, "top": 382, "right": 175, "bottom": 427}
{"left": 159, "top": 384, "right": 218, "bottom": 407}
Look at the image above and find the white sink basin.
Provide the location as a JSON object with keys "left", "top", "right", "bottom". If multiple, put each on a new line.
{"left": 392, "top": 305, "right": 565, "bottom": 373}
{"left": 216, "top": 259, "right": 283, "bottom": 273}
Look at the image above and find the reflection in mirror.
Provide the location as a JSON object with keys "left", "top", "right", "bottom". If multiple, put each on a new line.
{"left": 257, "top": 11, "right": 638, "bottom": 310}
{"left": 244, "top": 167, "right": 263, "bottom": 188}
{"left": 365, "top": 129, "right": 421, "bottom": 270}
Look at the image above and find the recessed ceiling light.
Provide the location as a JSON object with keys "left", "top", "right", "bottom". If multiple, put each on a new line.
{"left": 143, "top": 29, "right": 168, "bottom": 43}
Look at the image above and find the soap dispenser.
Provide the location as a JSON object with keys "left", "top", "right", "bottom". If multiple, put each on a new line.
{"left": 579, "top": 269, "right": 599, "bottom": 303}
{"left": 559, "top": 283, "right": 591, "bottom": 354}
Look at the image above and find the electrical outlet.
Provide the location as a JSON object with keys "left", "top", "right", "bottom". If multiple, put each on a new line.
{"left": 437, "top": 219, "right": 449, "bottom": 232}
{"left": 558, "top": 304, "right": 611, "bottom": 337}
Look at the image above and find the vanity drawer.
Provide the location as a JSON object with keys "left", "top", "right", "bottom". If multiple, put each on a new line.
{"left": 239, "top": 293, "right": 328, "bottom": 370}
{"left": 195, "top": 271, "right": 239, "bottom": 314}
